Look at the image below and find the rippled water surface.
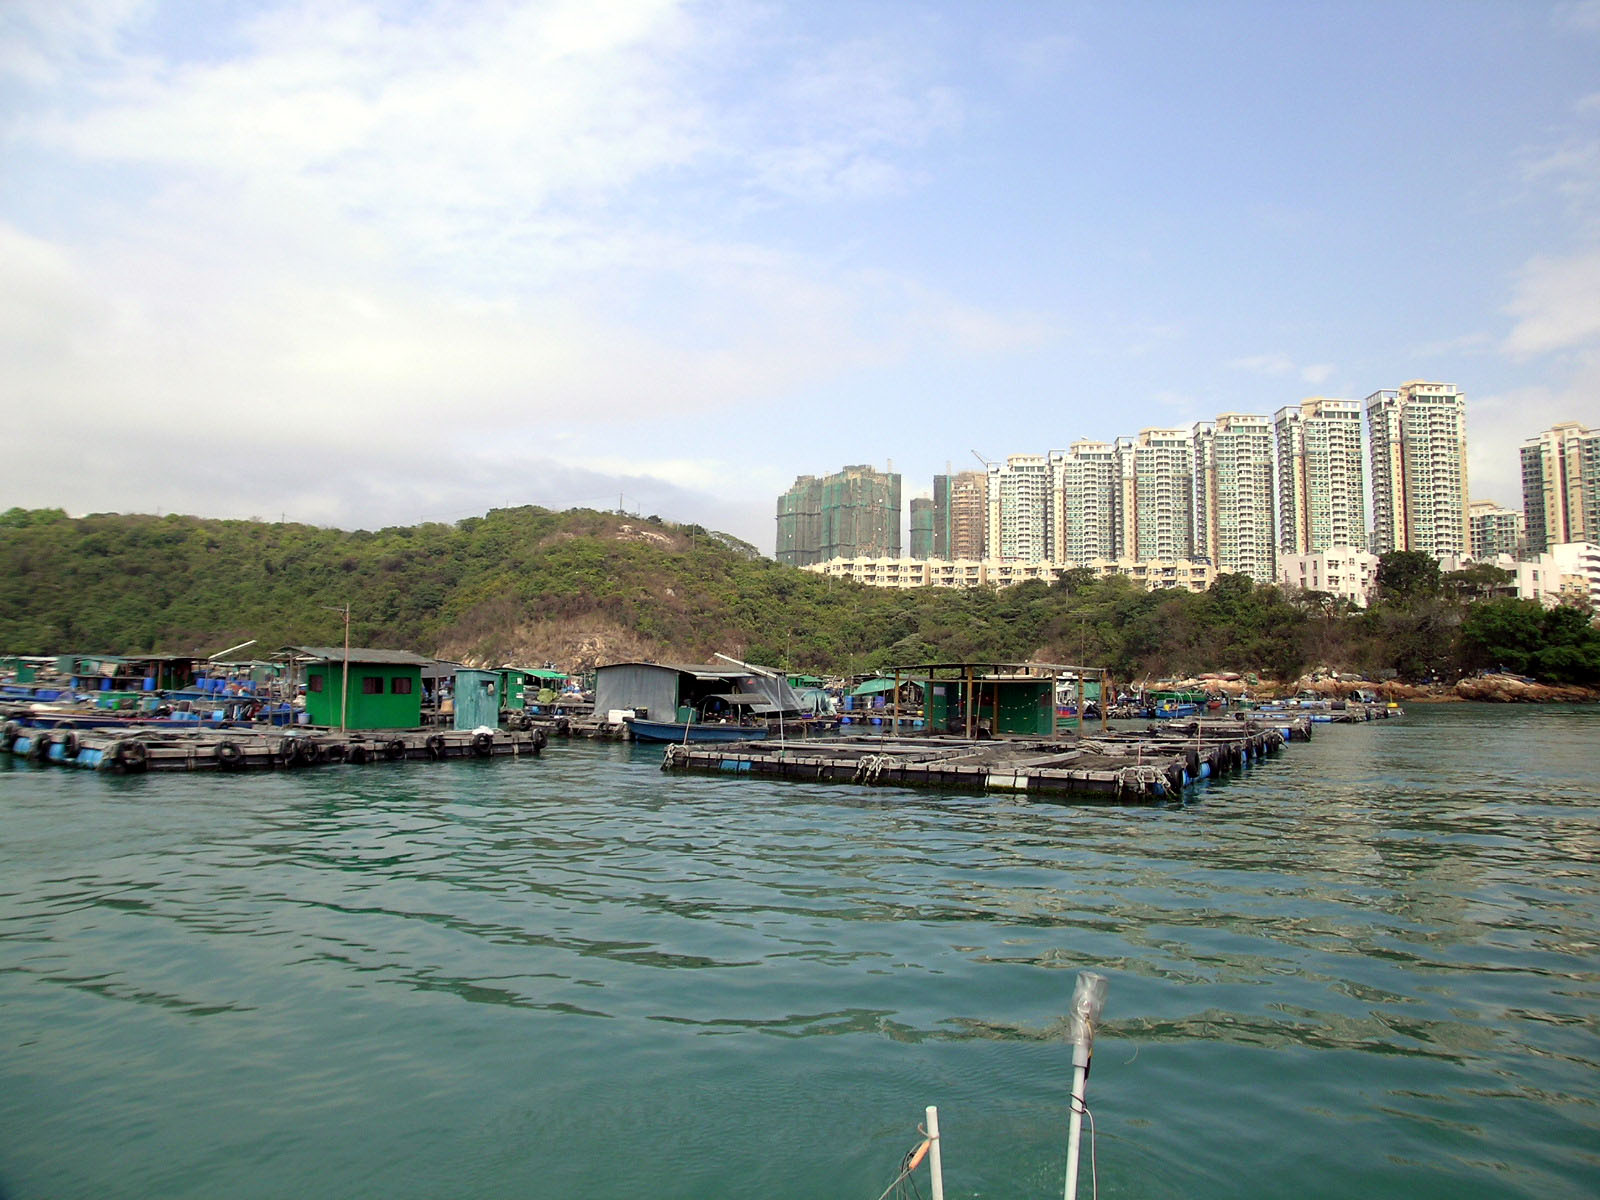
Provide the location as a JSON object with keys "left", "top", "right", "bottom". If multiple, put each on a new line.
{"left": 2, "top": 704, "right": 1598, "bottom": 1199}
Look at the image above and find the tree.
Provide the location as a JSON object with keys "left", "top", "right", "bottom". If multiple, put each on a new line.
{"left": 1375, "top": 551, "right": 1442, "bottom": 603}
{"left": 1458, "top": 598, "right": 1600, "bottom": 684}
{"left": 1457, "top": 599, "right": 1545, "bottom": 676}
{"left": 1443, "top": 563, "right": 1514, "bottom": 602}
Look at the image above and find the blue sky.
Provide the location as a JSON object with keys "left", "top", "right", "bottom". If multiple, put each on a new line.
{"left": 3, "top": 0, "right": 1597, "bottom": 553}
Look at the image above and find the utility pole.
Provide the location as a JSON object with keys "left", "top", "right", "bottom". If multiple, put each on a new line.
{"left": 325, "top": 604, "right": 351, "bottom": 731}
{"left": 340, "top": 604, "right": 350, "bottom": 733}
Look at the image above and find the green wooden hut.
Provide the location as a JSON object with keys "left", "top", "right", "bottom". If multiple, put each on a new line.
{"left": 453, "top": 669, "right": 502, "bottom": 731}
{"left": 877, "top": 661, "right": 1107, "bottom": 738}
{"left": 280, "top": 646, "right": 431, "bottom": 730}
{"left": 496, "top": 666, "right": 570, "bottom": 709}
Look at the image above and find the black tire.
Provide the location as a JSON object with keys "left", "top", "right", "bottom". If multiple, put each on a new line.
{"left": 215, "top": 741, "right": 244, "bottom": 769}
{"left": 114, "top": 739, "right": 148, "bottom": 773}
{"left": 425, "top": 734, "right": 446, "bottom": 760}
{"left": 384, "top": 739, "right": 406, "bottom": 761}
{"left": 472, "top": 731, "right": 493, "bottom": 756}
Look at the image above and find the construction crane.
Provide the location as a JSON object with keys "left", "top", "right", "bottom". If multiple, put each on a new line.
{"left": 971, "top": 450, "right": 993, "bottom": 470}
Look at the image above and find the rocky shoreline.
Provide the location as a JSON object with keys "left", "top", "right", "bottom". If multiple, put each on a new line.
{"left": 1165, "top": 672, "right": 1599, "bottom": 705}
{"left": 1289, "top": 674, "right": 1599, "bottom": 705}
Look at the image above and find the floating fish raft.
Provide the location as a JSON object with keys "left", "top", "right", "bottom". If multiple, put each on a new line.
{"left": 660, "top": 715, "right": 1316, "bottom": 802}
{"left": 0, "top": 723, "right": 546, "bottom": 772}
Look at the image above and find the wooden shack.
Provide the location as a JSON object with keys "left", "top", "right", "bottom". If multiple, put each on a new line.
{"left": 280, "top": 646, "right": 431, "bottom": 730}
{"left": 497, "top": 666, "right": 569, "bottom": 710}
{"left": 62, "top": 653, "right": 200, "bottom": 693}
{"left": 453, "top": 668, "right": 502, "bottom": 731}
{"left": 871, "top": 661, "right": 1110, "bottom": 738}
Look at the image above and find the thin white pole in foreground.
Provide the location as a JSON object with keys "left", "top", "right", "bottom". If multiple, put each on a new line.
{"left": 1063, "top": 971, "right": 1109, "bottom": 1200}
{"left": 924, "top": 1104, "right": 944, "bottom": 1200}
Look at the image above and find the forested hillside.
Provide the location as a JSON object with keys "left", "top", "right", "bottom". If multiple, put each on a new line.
{"left": 1, "top": 506, "right": 1597, "bottom": 687}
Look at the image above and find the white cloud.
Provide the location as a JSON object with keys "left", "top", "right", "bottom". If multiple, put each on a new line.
{"left": 1227, "top": 353, "right": 1296, "bottom": 375}
{"left": 0, "top": 0, "right": 1007, "bottom": 550}
{"left": 0, "top": 0, "right": 147, "bottom": 86}
{"left": 1467, "top": 358, "right": 1600, "bottom": 507}
{"left": 1228, "top": 353, "right": 1335, "bottom": 381}
{"left": 1504, "top": 249, "right": 1600, "bottom": 356}
{"left": 1556, "top": 1, "right": 1600, "bottom": 33}
{"left": 986, "top": 31, "right": 1080, "bottom": 91}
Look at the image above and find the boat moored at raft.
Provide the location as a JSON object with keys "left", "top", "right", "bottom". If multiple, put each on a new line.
{"left": 625, "top": 716, "right": 771, "bottom": 743}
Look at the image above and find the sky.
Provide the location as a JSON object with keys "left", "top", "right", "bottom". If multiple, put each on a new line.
{"left": 3, "top": 0, "right": 1599, "bottom": 554}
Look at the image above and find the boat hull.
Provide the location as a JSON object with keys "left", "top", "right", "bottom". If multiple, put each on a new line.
{"left": 626, "top": 718, "right": 770, "bottom": 743}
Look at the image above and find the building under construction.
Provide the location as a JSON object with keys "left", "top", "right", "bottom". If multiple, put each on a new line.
{"left": 776, "top": 464, "right": 902, "bottom": 565}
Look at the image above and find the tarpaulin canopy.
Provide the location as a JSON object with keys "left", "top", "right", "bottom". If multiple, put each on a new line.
{"left": 852, "top": 677, "right": 918, "bottom": 696}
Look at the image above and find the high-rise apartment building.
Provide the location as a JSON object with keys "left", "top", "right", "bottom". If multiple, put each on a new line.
{"left": 1194, "top": 414, "right": 1276, "bottom": 581}
{"left": 1121, "top": 429, "right": 1197, "bottom": 562}
{"left": 775, "top": 464, "right": 901, "bottom": 564}
{"left": 1468, "top": 500, "right": 1525, "bottom": 560}
{"left": 986, "top": 454, "right": 1052, "bottom": 562}
{"left": 1366, "top": 382, "right": 1470, "bottom": 557}
{"left": 1275, "top": 398, "right": 1366, "bottom": 554}
{"left": 933, "top": 470, "right": 989, "bottom": 560}
{"left": 908, "top": 497, "right": 934, "bottom": 560}
{"left": 1049, "top": 441, "right": 1120, "bottom": 566}
{"left": 1520, "top": 421, "right": 1600, "bottom": 553}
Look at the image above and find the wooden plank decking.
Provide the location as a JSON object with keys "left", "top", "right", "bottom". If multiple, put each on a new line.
{"left": 658, "top": 716, "right": 1309, "bottom": 802}
{"left": 1, "top": 724, "right": 547, "bottom": 772}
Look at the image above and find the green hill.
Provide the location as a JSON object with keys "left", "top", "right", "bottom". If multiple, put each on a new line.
{"left": 0, "top": 504, "right": 1001, "bottom": 673}
{"left": 3, "top": 506, "right": 1596, "bottom": 686}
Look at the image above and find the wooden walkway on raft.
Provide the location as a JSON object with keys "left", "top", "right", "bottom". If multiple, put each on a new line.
{"left": 1, "top": 724, "right": 547, "bottom": 773}
{"left": 659, "top": 715, "right": 1315, "bottom": 802}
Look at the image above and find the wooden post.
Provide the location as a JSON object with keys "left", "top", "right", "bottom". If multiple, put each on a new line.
{"left": 925, "top": 1105, "right": 945, "bottom": 1200}
{"left": 339, "top": 604, "right": 350, "bottom": 733}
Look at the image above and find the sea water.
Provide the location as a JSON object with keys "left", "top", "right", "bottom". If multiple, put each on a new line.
{"left": 1, "top": 704, "right": 1596, "bottom": 1199}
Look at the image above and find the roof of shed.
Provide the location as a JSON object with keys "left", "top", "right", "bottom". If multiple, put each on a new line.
{"left": 279, "top": 646, "right": 434, "bottom": 666}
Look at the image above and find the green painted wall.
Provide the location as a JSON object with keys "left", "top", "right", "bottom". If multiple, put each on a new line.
{"left": 454, "top": 670, "right": 502, "bottom": 731}
{"left": 923, "top": 677, "right": 1054, "bottom": 736}
{"left": 305, "top": 663, "right": 422, "bottom": 729}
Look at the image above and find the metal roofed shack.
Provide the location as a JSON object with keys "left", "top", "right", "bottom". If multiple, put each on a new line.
{"left": 593, "top": 660, "right": 806, "bottom": 725}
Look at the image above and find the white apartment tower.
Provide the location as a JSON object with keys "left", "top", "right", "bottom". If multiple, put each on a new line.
{"left": 1468, "top": 500, "right": 1525, "bottom": 560}
{"left": 1275, "top": 398, "right": 1366, "bottom": 554}
{"left": 1366, "top": 382, "right": 1470, "bottom": 557}
{"left": 986, "top": 454, "right": 1052, "bottom": 562}
{"left": 1194, "top": 414, "right": 1276, "bottom": 581}
{"left": 1121, "top": 429, "right": 1198, "bottom": 562}
{"left": 1049, "top": 440, "right": 1120, "bottom": 566}
{"left": 1520, "top": 421, "right": 1600, "bottom": 553}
